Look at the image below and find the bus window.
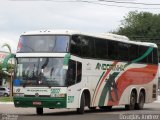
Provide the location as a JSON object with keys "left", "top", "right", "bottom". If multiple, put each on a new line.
{"left": 17, "top": 35, "right": 69, "bottom": 53}
{"left": 67, "top": 60, "right": 82, "bottom": 86}
{"left": 67, "top": 60, "right": 76, "bottom": 86}
{"left": 153, "top": 48, "right": 158, "bottom": 64}
{"left": 139, "top": 46, "right": 148, "bottom": 63}
{"left": 54, "top": 36, "right": 70, "bottom": 52}
{"left": 95, "top": 38, "right": 108, "bottom": 59}
{"left": 108, "top": 41, "right": 118, "bottom": 60}
{"left": 76, "top": 62, "right": 82, "bottom": 83}
{"left": 129, "top": 44, "right": 138, "bottom": 61}
{"left": 147, "top": 49, "right": 153, "bottom": 64}
{"left": 70, "top": 35, "right": 81, "bottom": 56}
{"left": 81, "top": 36, "right": 95, "bottom": 58}
{"left": 118, "top": 42, "right": 129, "bottom": 61}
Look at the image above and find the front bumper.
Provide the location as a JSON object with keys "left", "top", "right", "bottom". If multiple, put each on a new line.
{"left": 13, "top": 96, "right": 66, "bottom": 108}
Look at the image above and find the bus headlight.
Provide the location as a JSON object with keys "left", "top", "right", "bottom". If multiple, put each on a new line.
{"left": 50, "top": 93, "right": 65, "bottom": 98}
{"left": 13, "top": 93, "right": 24, "bottom": 97}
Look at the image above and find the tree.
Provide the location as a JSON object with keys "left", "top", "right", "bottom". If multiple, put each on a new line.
{"left": 115, "top": 11, "right": 160, "bottom": 42}
{"left": 1, "top": 43, "right": 14, "bottom": 98}
{"left": 2, "top": 43, "right": 12, "bottom": 53}
{"left": 0, "top": 63, "right": 14, "bottom": 81}
{"left": 114, "top": 11, "right": 160, "bottom": 55}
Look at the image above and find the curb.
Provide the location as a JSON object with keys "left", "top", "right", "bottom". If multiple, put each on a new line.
{"left": 0, "top": 102, "right": 14, "bottom": 104}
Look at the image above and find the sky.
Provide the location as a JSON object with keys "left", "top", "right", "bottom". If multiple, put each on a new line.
{"left": 0, "top": 0, "right": 160, "bottom": 53}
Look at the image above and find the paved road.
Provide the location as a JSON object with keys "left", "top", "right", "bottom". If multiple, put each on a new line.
{"left": 0, "top": 102, "right": 160, "bottom": 120}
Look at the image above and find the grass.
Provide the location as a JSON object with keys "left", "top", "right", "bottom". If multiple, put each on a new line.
{"left": 0, "top": 97, "right": 13, "bottom": 102}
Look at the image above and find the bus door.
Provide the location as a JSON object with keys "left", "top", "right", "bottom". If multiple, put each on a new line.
{"left": 67, "top": 60, "right": 82, "bottom": 108}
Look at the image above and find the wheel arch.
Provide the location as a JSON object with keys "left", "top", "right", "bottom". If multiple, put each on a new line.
{"left": 129, "top": 87, "right": 138, "bottom": 103}
{"left": 78, "top": 88, "right": 91, "bottom": 107}
{"left": 138, "top": 88, "right": 146, "bottom": 102}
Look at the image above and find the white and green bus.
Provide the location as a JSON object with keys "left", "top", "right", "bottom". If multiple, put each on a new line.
{"left": 13, "top": 30, "right": 159, "bottom": 115}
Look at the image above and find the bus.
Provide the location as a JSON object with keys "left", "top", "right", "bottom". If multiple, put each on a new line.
{"left": 13, "top": 30, "right": 159, "bottom": 115}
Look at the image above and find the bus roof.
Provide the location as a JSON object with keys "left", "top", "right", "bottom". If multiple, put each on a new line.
{"left": 22, "top": 29, "right": 157, "bottom": 48}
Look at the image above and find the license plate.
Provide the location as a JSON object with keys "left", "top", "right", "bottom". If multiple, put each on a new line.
{"left": 33, "top": 101, "right": 42, "bottom": 105}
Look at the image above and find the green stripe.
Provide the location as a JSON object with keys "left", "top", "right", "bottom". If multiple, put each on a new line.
{"left": 125, "top": 47, "right": 153, "bottom": 67}
{"left": 95, "top": 72, "right": 105, "bottom": 92}
{"left": 132, "top": 47, "right": 153, "bottom": 63}
{"left": 63, "top": 53, "right": 71, "bottom": 66}
{"left": 2, "top": 53, "right": 15, "bottom": 71}
{"left": 92, "top": 71, "right": 105, "bottom": 104}
{"left": 98, "top": 47, "right": 154, "bottom": 106}
{"left": 98, "top": 72, "right": 119, "bottom": 106}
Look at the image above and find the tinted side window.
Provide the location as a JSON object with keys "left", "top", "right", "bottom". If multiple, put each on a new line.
{"left": 147, "top": 48, "right": 153, "bottom": 64}
{"left": 153, "top": 48, "right": 158, "bottom": 64}
{"left": 0, "top": 79, "right": 2, "bottom": 86}
{"left": 81, "top": 36, "right": 95, "bottom": 58}
{"left": 129, "top": 44, "right": 139, "bottom": 61}
{"left": 70, "top": 35, "right": 81, "bottom": 56}
{"left": 118, "top": 42, "right": 129, "bottom": 61}
{"left": 108, "top": 41, "right": 118, "bottom": 60}
{"left": 67, "top": 60, "right": 76, "bottom": 86}
{"left": 139, "top": 46, "right": 148, "bottom": 63}
{"left": 76, "top": 62, "right": 82, "bottom": 83}
{"left": 67, "top": 60, "right": 82, "bottom": 86}
{"left": 95, "top": 38, "right": 108, "bottom": 59}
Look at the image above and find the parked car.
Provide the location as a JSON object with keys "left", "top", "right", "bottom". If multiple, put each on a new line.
{"left": 0, "top": 87, "right": 10, "bottom": 97}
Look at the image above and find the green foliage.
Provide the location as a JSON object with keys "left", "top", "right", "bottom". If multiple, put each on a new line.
{"left": 2, "top": 43, "right": 12, "bottom": 53}
{"left": 0, "top": 63, "right": 14, "bottom": 80}
{"left": 114, "top": 11, "right": 160, "bottom": 55}
{"left": 0, "top": 43, "right": 13, "bottom": 80}
{"left": 115, "top": 11, "right": 160, "bottom": 41}
{"left": 0, "top": 97, "right": 13, "bottom": 102}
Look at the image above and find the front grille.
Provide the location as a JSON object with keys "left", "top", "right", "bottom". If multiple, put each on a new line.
{"left": 24, "top": 95, "right": 50, "bottom": 97}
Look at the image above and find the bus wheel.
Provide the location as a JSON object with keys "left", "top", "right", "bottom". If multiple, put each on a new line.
{"left": 77, "top": 93, "right": 85, "bottom": 114}
{"left": 36, "top": 108, "right": 43, "bottom": 115}
{"left": 99, "top": 106, "right": 112, "bottom": 110}
{"left": 125, "top": 91, "right": 137, "bottom": 110}
{"left": 88, "top": 107, "right": 96, "bottom": 110}
{"left": 136, "top": 92, "right": 145, "bottom": 110}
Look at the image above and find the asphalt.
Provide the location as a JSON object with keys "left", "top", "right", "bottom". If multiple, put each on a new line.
{"left": 0, "top": 96, "right": 160, "bottom": 104}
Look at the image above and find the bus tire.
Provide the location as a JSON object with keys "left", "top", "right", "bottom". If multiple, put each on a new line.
{"left": 99, "top": 106, "right": 112, "bottom": 110}
{"left": 88, "top": 107, "right": 96, "bottom": 110}
{"left": 36, "top": 108, "right": 43, "bottom": 115}
{"left": 77, "top": 93, "right": 85, "bottom": 114}
{"left": 136, "top": 92, "right": 145, "bottom": 110}
{"left": 125, "top": 91, "right": 137, "bottom": 110}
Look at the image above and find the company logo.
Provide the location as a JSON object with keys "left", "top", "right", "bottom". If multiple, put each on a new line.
{"left": 35, "top": 93, "right": 39, "bottom": 97}
{"left": 68, "top": 96, "right": 74, "bottom": 103}
{"left": 16, "top": 88, "right": 21, "bottom": 93}
{"left": 51, "top": 88, "right": 60, "bottom": 94}
{"left": 96, "top": 63, "right": 125, "bottom": 71}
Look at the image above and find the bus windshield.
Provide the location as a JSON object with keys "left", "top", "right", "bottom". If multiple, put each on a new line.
{"left": 17, "top": 35, "right": 70, "bottom": 53}
{"left": 15, "top": 58, "right": 67, "bottom": 87}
